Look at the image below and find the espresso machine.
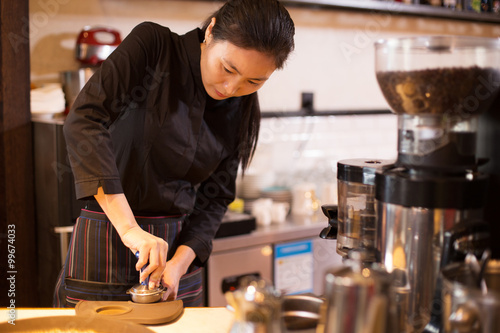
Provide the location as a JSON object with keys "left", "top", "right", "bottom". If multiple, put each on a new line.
{"left": 374, "top": 36, "right": 500, "bottom": 332}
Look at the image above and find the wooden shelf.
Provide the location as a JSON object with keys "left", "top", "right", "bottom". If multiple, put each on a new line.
{"left": 261, "top": 109, "right": 392, "bottom": 118}
{"left": 282, "top": 0, "right": 500, "bottom": 24}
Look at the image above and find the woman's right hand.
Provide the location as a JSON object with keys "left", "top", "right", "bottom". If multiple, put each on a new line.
{"left": 94, "top": 187, "right": 169, "bottom": 290}
{"left": 121, "top": 226, "right": 169, "bottom": 289}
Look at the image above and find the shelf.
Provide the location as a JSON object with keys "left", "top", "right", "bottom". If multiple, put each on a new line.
{"left": 282, "top": 0, "right": 500, "bottom": 24}
{"left": 261, "top": 109, "right": 392, "bottom": 118}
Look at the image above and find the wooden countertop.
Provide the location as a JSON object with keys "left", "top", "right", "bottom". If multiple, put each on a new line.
{"left": 0, "top": 307, "right": 234, "bottom": 333}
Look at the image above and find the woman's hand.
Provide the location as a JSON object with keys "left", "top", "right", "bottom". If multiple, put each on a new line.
{"left": 94, "top": 187, "right": 169, "bottom": 290}
{"left": 160, "top": 245, "right": 196, "bottom": 301}
{"left": 121, "top": 226, "right": 168, "bottom": 289}
{"left": 160, "top": 260, "right": 184, "bottom": 301}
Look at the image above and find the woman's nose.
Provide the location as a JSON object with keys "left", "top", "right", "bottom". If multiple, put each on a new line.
{"left": 223, "top": 79, "right": 239, "bottom": 96}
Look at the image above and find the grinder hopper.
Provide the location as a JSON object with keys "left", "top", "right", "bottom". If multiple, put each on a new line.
{"left": 375, "top": 36, "right": 500, "bottom": 172}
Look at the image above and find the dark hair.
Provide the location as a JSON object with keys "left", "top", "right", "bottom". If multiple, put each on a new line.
{"left": 202, "top": 0, "right": 295, "bottom": 69}
{"left": 201, "top": 0, "right": 295, "bottom": 172}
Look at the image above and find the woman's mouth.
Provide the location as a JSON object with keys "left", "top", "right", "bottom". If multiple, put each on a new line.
{"left": 215, "top": 89, "right": 227, "bottom": 99}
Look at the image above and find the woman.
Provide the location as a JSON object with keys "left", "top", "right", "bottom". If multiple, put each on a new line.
{"left": 54, "top": 0, "right": 295, "bottom": 307}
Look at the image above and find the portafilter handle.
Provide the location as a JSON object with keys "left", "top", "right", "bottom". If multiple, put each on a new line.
{"left": 319, "top": 205, "right": 338, "bottom": 240}
{"left": 135, "top": 251, "right": 150, "bottom": 287}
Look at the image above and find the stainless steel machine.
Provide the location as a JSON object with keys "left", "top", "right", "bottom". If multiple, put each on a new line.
{"left": 319, "top": 36, "right": 500, "bottom": 333}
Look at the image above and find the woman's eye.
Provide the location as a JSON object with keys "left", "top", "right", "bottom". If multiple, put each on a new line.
{"left": 248, "top": 80, "right": 259, "bottom": 86}
{"left": 223, "top": 66, "right": 232, "bottom": 74}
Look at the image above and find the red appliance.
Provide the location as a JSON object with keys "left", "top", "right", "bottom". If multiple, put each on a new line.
{"left": 75, "top": 26, "right": 121, "bottom": 66}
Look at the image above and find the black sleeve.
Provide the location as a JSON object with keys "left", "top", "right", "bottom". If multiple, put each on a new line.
{"left": 177, "top": 150, "right": 239, "bottom": 265}
{"left": 62, "top": 22, "right": 169, "bottom": 199}
{"left": 177, "top": 94, "right": 259, "bottom": 265}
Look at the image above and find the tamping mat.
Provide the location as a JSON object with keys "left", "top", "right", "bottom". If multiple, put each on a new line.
{"left": 75, "top": 299, "right": 184, "bottom": 325}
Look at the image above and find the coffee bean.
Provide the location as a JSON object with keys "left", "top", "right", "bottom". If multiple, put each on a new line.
{"left": 376, "top": 66, "right": 500, "bottom": 115}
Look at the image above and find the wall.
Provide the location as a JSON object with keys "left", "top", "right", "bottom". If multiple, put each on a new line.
{"left": 29, "top": 0, "right": 500, "bottom": 201}
{"left": 246, "top": 114, "right": 397, "bottom": 204}
{"left": 29, "top": 0, "right": 500, "bottom": 111}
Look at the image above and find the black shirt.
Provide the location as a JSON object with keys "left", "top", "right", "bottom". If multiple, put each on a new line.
{"left": 63, "top": 22, "right": 259, "bottom": 264}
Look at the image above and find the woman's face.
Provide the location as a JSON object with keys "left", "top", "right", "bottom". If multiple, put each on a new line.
{"left": 200, "top": 18, "right": 277, "bottom": 100}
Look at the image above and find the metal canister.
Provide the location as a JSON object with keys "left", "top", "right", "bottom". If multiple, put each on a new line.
{"left": 441, "top": 259, "right": 500, "bottom": 333}
{"left": 60, "top": 67, "right": 96, "bottom": 110}
{"left": 336, "top": 159, "right": 394, "bottom": 258}
{"left": 318, "top": 251, "right": 395, "bottom": 333}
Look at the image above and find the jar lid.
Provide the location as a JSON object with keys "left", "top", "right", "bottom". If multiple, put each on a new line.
{"left": 337, "top": 159, "right": 395, "bottom": 185}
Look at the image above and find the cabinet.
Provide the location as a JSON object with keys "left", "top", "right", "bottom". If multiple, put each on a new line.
{"left": 32, "top": 118, "right": 85, "bottom": 306}
{"left": 207, "top": 244, "right": 274, "bottom": 306}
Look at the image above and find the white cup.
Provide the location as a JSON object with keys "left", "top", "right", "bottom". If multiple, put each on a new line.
{"left": 271, "top": 202, "right": 290, "bottom": 224}
{"left": 251, "top": 198, "right": 273, "bottom": 226}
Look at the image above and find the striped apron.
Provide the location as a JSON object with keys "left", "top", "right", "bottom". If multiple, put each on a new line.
{"left": 53, "top": 209, "right": 204, "bottom": 307}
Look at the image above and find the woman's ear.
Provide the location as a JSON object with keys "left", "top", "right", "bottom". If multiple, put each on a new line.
{"left": 205, "top": 17, "right": 216, "bottom": 44}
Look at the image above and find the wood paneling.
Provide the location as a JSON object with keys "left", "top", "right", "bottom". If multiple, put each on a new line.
{"left": 0, "top": 0, "right": 38, "bottom": 307}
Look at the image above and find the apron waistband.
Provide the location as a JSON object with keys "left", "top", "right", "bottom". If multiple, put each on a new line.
{"left": 81, "top": 202, "right": 186, "bottom": 225}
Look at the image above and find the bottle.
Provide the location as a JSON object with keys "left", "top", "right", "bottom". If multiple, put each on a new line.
{"left": 481, "top": 0, "right": 493, "bottom": 11}
{"left": 455, "top": 0, "right": 465, "bottom": 10}
{"left": 471, "top": 0, "right": 482, "bottom": 11}
{"left": 444, "top": 0, "right": 458, "bottom": 9}
{"left": 493, "top": 0, "right": 500, "bottom": 13}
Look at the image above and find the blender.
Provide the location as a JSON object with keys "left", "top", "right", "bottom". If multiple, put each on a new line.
{"left": 374, "top": 36, "right": 500, "bottom": 332}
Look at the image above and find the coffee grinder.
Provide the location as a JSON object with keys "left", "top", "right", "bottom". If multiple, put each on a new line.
{"left": 374, "top": 36, "right": 500, "bottom": 332}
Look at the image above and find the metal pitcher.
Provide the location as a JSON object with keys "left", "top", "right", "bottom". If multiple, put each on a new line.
{"left": 441, "top": 259, "right": 500, "bottom": 333}
{"left": 317, "top": 251, "right": 395, "bottom": 333}
{"left": 225, "top": 277, "right": 282, "bottom": 333}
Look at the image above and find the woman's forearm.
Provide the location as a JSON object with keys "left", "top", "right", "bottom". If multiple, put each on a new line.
{"left": 170, "top": 245, "right": 196, "bottom": 275}
{"left": 94, "top": 186, "right": 169, "bottom": 288}
{"left": 94, "top": 186, "right": 139, "bottom": 237}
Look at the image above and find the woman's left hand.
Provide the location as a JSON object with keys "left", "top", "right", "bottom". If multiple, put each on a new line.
{"left": 160, "top": 261, "right": 184, "bottom": 301}
{"left": 160, "top": 245, "right": 196, "bottom": 301}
